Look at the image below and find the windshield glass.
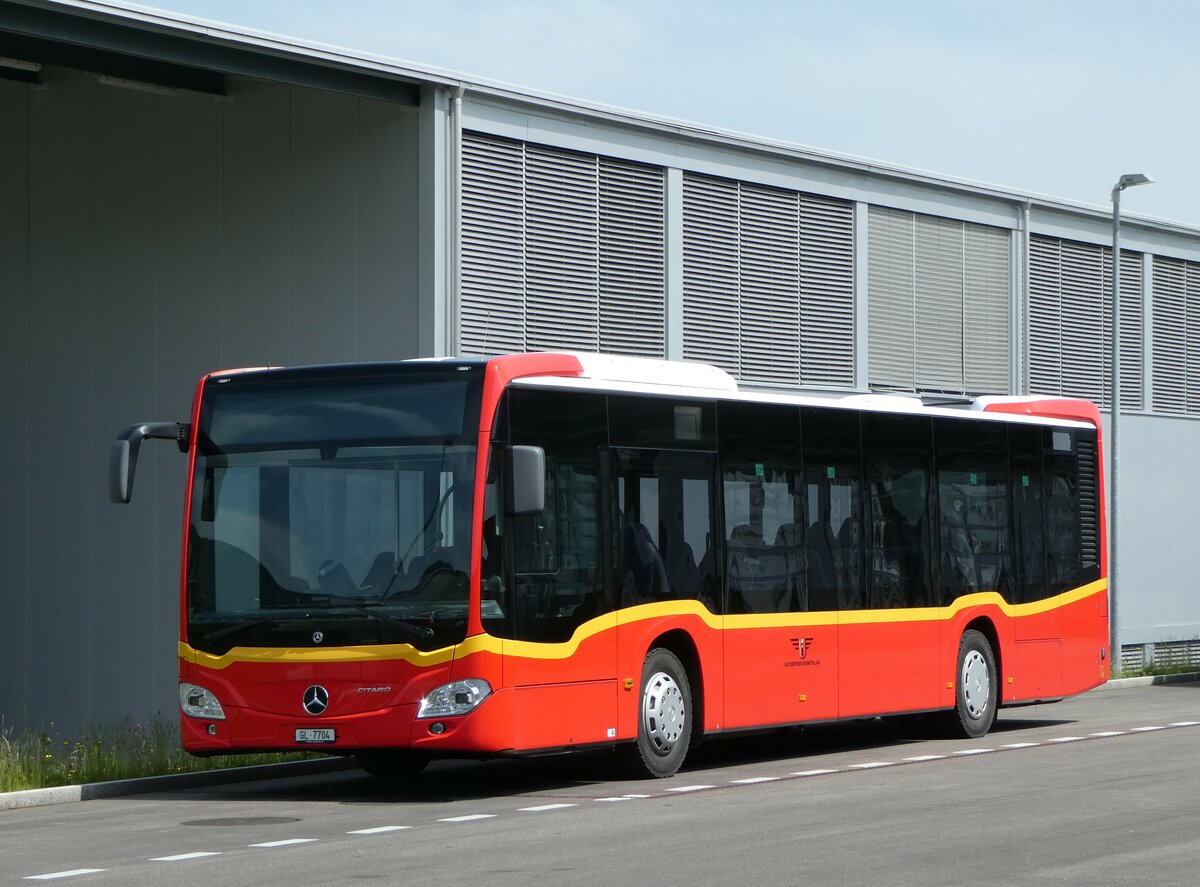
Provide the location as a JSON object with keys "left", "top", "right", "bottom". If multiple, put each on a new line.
{"left": 186, "top": 366, "right": 482, "bottom": 655}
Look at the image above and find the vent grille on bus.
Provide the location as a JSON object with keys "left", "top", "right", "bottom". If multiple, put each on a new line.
{"left": 1077, "top": 433, "right": 1099, "bottom": 572}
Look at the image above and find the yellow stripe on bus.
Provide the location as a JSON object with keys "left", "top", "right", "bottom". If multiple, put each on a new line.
{"left": 182, "top": 579, "right": 1106, "bottom": 668}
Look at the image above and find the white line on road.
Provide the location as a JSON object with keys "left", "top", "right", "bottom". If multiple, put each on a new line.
{"left": 665, "top": 784, "right": 715, "bottom": 793}
{"left": 24, "top": 871, "right": 106, "bottom": 881}
{"left": 438, "top": 814, "right": 497, "bottom": 823}
{"left": 1130, "top": 726, "right": 1166, "bottom": 732}
{"left": 519, "top": 803, "right": 578, "bottom": 812}
{"left": 953, "top": 749, "right": 993, "bottom": 755}
{"left": 347, "top": 826, "right": 412, "bottom": 835}
{"left": 790, "top": 768, "right": 838, "bottom": 777}
{"left": 1047, "top": 736, "right": 1085, "bottom": 743}
{"left": 1169, "top": 721, "right": 1200, "bottom": 727}
{"left": 903, "top": 755, "right": 946, "bottom": 762}
{"left": 849, "top": 762, "right": 894, "bottom": 769}
{"left": 1001, "top": 742, "right": 1040, "bottom": 749}
{"left": 249, "top": 839, "right": 318, "bottom": 848}
{"left": 1090, "top": 731, "right": 1125, "bottom": 737}
{"left": 730, "top": 776, "right": 781, "bottom": 784}
{"left": 150, "top": 852, "right": 221, "bottom": 862}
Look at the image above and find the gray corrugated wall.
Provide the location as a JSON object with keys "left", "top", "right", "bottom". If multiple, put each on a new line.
{"left": 0, "top": 67, "right": 421, "bottom": 733}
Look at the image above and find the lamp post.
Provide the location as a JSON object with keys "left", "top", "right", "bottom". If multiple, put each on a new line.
{"left": 1109, "top": 172, "right": 1152, "bottom": 670}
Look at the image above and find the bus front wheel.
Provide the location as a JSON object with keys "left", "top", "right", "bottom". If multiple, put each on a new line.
{"left": 622, "top": 647, "right": 693, "bottom": 778}
{"left": 947, "top": 629, "right": 998, "bottom": 739}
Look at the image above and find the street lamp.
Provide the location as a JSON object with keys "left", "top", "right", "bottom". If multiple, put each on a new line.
{"left": 1109, "top": 172, "right": 1153, "bottom": 672}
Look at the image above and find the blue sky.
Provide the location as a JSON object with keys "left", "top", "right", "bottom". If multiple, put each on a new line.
{"left": 134, "top": 0, "right": 1198, "bottom": 226}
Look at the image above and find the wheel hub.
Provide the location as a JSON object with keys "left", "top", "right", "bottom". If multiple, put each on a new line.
{"left": 961, "top": 649, "right": 990, "bottom": 720}
{"left": 642, "top": 671, "right": 686, "bottom": 754}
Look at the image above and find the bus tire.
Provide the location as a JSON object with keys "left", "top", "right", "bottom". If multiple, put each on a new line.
{"left": 356, "top": 750, "right": 429, "bottom": 779}
{"left": 947, "top": 629, "right": 998, "bottom": 739}
{"left": 622, "top": 648, "right": 693, "bottom": 778}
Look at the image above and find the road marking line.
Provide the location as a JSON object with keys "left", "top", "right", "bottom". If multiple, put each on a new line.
{"left": 1130, "top": 726, "right": 1166, "bottom": 732}
{"left": 347, "top": 826, "right": 412, "bottom": 835}
{"left": 150, "top": 852, "right": 221, "bottom": 862}
{"left": 595, "top": 797, "right": 633, "bottom": 802}
{"left": 519, "top": 803, "right": 577, "bottom": 812}
{"left": 790, "top": 769, "right": 837, "bottom": 777}
{"left": 730, "top": 776, "right": 781, "bottom": 784}
{"left": 25, "top": 871, "right": 107, "bottom": 881}
{"left": 849, "top": 761, "right": 894, "bottom": 769}
{"left": 953, "top": 749, "right": 993, "bottom": 755}
{"left": 439, "top": 814, "right": 496, "bottom": 823}
{"left": 665, "top": 784, "right": 714, "bottom": 793}
{"left": 1090, "top": 731, "right": 1125, "bottom": 737}
{"left": 1169, "top": 721, "right": 1200, "bottom": 727}
{"left": 1047, "top": 736, "right": 1084, "bottom": 743}
{"left": 1001, "top": 742, "right": 1039, "bottom": 749}
{"left": 249, "top": 839, "right": 317, "bottom": 848}
{"left": 903, "top": 755, "right": 946, "bottom": 762}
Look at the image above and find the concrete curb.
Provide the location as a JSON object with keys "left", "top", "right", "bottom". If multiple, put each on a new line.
{"left": 1092, "top": 671, "right": 1200, "bottom": 690}
{"left": 5, "top": 672, "right": 1199, "bottom": 812}
{"left": 0, "top": 756, "right": 358, "bottom": 812}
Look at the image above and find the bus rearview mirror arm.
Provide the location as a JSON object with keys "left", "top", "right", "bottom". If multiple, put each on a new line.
{"left": 109, "top": 422, "right": 190, "bottom": 504}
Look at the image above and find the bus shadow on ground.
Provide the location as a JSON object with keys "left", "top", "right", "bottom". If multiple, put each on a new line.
{"left": 143, "top": 712, "right": 1076, "bottom": 807}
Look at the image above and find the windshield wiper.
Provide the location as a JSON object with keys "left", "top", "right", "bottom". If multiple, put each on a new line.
{"left": 293, "top": 591, "right": 435, "bottom": 643}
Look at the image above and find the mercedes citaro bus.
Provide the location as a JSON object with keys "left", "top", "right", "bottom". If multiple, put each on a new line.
{"left": 110, "top": 352, "right": 1108, "bottom": 778}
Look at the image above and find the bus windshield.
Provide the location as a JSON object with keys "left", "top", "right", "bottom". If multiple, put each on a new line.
{"left": 185, "top": 365, "right": 483, "bottom": 655}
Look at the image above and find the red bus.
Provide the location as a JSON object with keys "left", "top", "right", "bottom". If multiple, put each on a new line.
{"left": 110, "top": 352, "right": 1108, "bottom": 778}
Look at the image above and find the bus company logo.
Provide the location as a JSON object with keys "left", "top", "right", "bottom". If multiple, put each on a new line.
{"left": 785, "top": 637, "right": 820, "bottom": 668}
{"left": 791, "top": 637, "right": 814, "bottom": 659}
{"left": 303, "top": 685, "right": 330, "bottom": 715}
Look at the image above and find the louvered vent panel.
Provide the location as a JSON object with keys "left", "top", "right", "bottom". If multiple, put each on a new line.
{"left": 524, "top": 145, "right": 600, "bottom": 351}
{"left": 1100, "top": 248, "right": 1144, "bottom": 409}
{"left": 461, "top": 134, "right": 526, "bottom": 354}
{"left": 963, "top": 224, "right": 1011, "bottom": 393}
{"left": 1059, "top": 240, "right": 1108, "bottom": 405}
{"left": 1187, "top": 262, "right": 1200, "bottom": 415}
{"left": 739, "top": 183, "right": 800, "bottom": 384}
{"left": 1077, "top": 432, "right": 1099, "bottom": 572}
{"left": 867, "top": 206, "right": 916, "bottom": 390}
{"left": 682, "top": 174, "right": 741, "bottom": 375}
{"left": 914, "top": 214, "right": 965, "bottom": 392}
{"left": 598, "top": 158, "right": 666, "bottom": 357}
{"left": 1151, "top": 256, "right": 1187, "bottom": 413}
{"left": 1028, "top": 235, "right": 1064, "bottom": 395}
{"left": 798, "top": 194, "right": 855, "bottom": 387}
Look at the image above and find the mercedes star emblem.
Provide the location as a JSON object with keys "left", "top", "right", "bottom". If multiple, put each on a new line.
{"left": 312, "top": 631, "right": 324, "bottom": 644}
{"left": 303, "top": 684, "right": 330, "bottom": 715}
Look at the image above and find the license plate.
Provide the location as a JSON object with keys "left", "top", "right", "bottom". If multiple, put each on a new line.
{"left": 294, "top": 728, "right": 336, "bottom": 744}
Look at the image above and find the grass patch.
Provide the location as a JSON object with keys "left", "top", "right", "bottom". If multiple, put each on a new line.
{"left": 0, "top": 716, "right": 325, "bottom": 793}
{"left": 1113, "top": 663, "right": 1200, "bottom": 680}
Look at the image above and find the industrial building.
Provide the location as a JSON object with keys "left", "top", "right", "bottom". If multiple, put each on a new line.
{"left": 2, "top": 0, "right": 1198, "bottom": 732}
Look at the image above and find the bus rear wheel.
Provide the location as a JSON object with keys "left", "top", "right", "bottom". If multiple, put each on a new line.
{"left": 621, "top": 648, "right": 693, "bottom": 778}
{"left": 356, "top": 750, "right": 429, "bottom": 779}
{"left": 947, "top": 629, "right": 997, "bottom": 739}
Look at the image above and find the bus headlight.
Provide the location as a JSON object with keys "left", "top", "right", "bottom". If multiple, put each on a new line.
{"left": 417, "top": 679, "right": 492, "bottom": 719}
{"left": 179, "top": 682, "right": 226, "bottom": 720}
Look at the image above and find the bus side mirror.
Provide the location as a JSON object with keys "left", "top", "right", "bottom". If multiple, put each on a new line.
{"left": 506, "top": 445, "right": 545, "bottom": 516}
{"left": 109, "top": 422, "right": 189, "bottom": 504}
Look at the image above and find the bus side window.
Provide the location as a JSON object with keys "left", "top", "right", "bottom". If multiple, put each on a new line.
{"left": 934, "top": 418, "right": 1010, "bottom": 605}
{"left": 1009, "top": 424, "right": 1047, "bottom": 604}
{"left": 1044, "top": 428, "right": 1081, "bottom": 597}
{"left": 862, "top": 413, "right": 933, "bottom": 609}
{"left": 801, "top": 407, "right": 864, "bottom": 611}
{"left": 717, "top": 400, "right": 805, "bottom": 614}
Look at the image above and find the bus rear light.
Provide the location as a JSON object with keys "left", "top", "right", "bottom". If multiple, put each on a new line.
{"left": 417, "top": 679, "right": 492, "bottom": 719}
{"left": 180, "top": 682, "right": 226, "bottom": 720}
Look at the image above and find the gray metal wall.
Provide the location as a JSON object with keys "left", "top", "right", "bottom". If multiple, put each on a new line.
{"left": 0, "top": 67, "right": 421, "bottom": 732}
